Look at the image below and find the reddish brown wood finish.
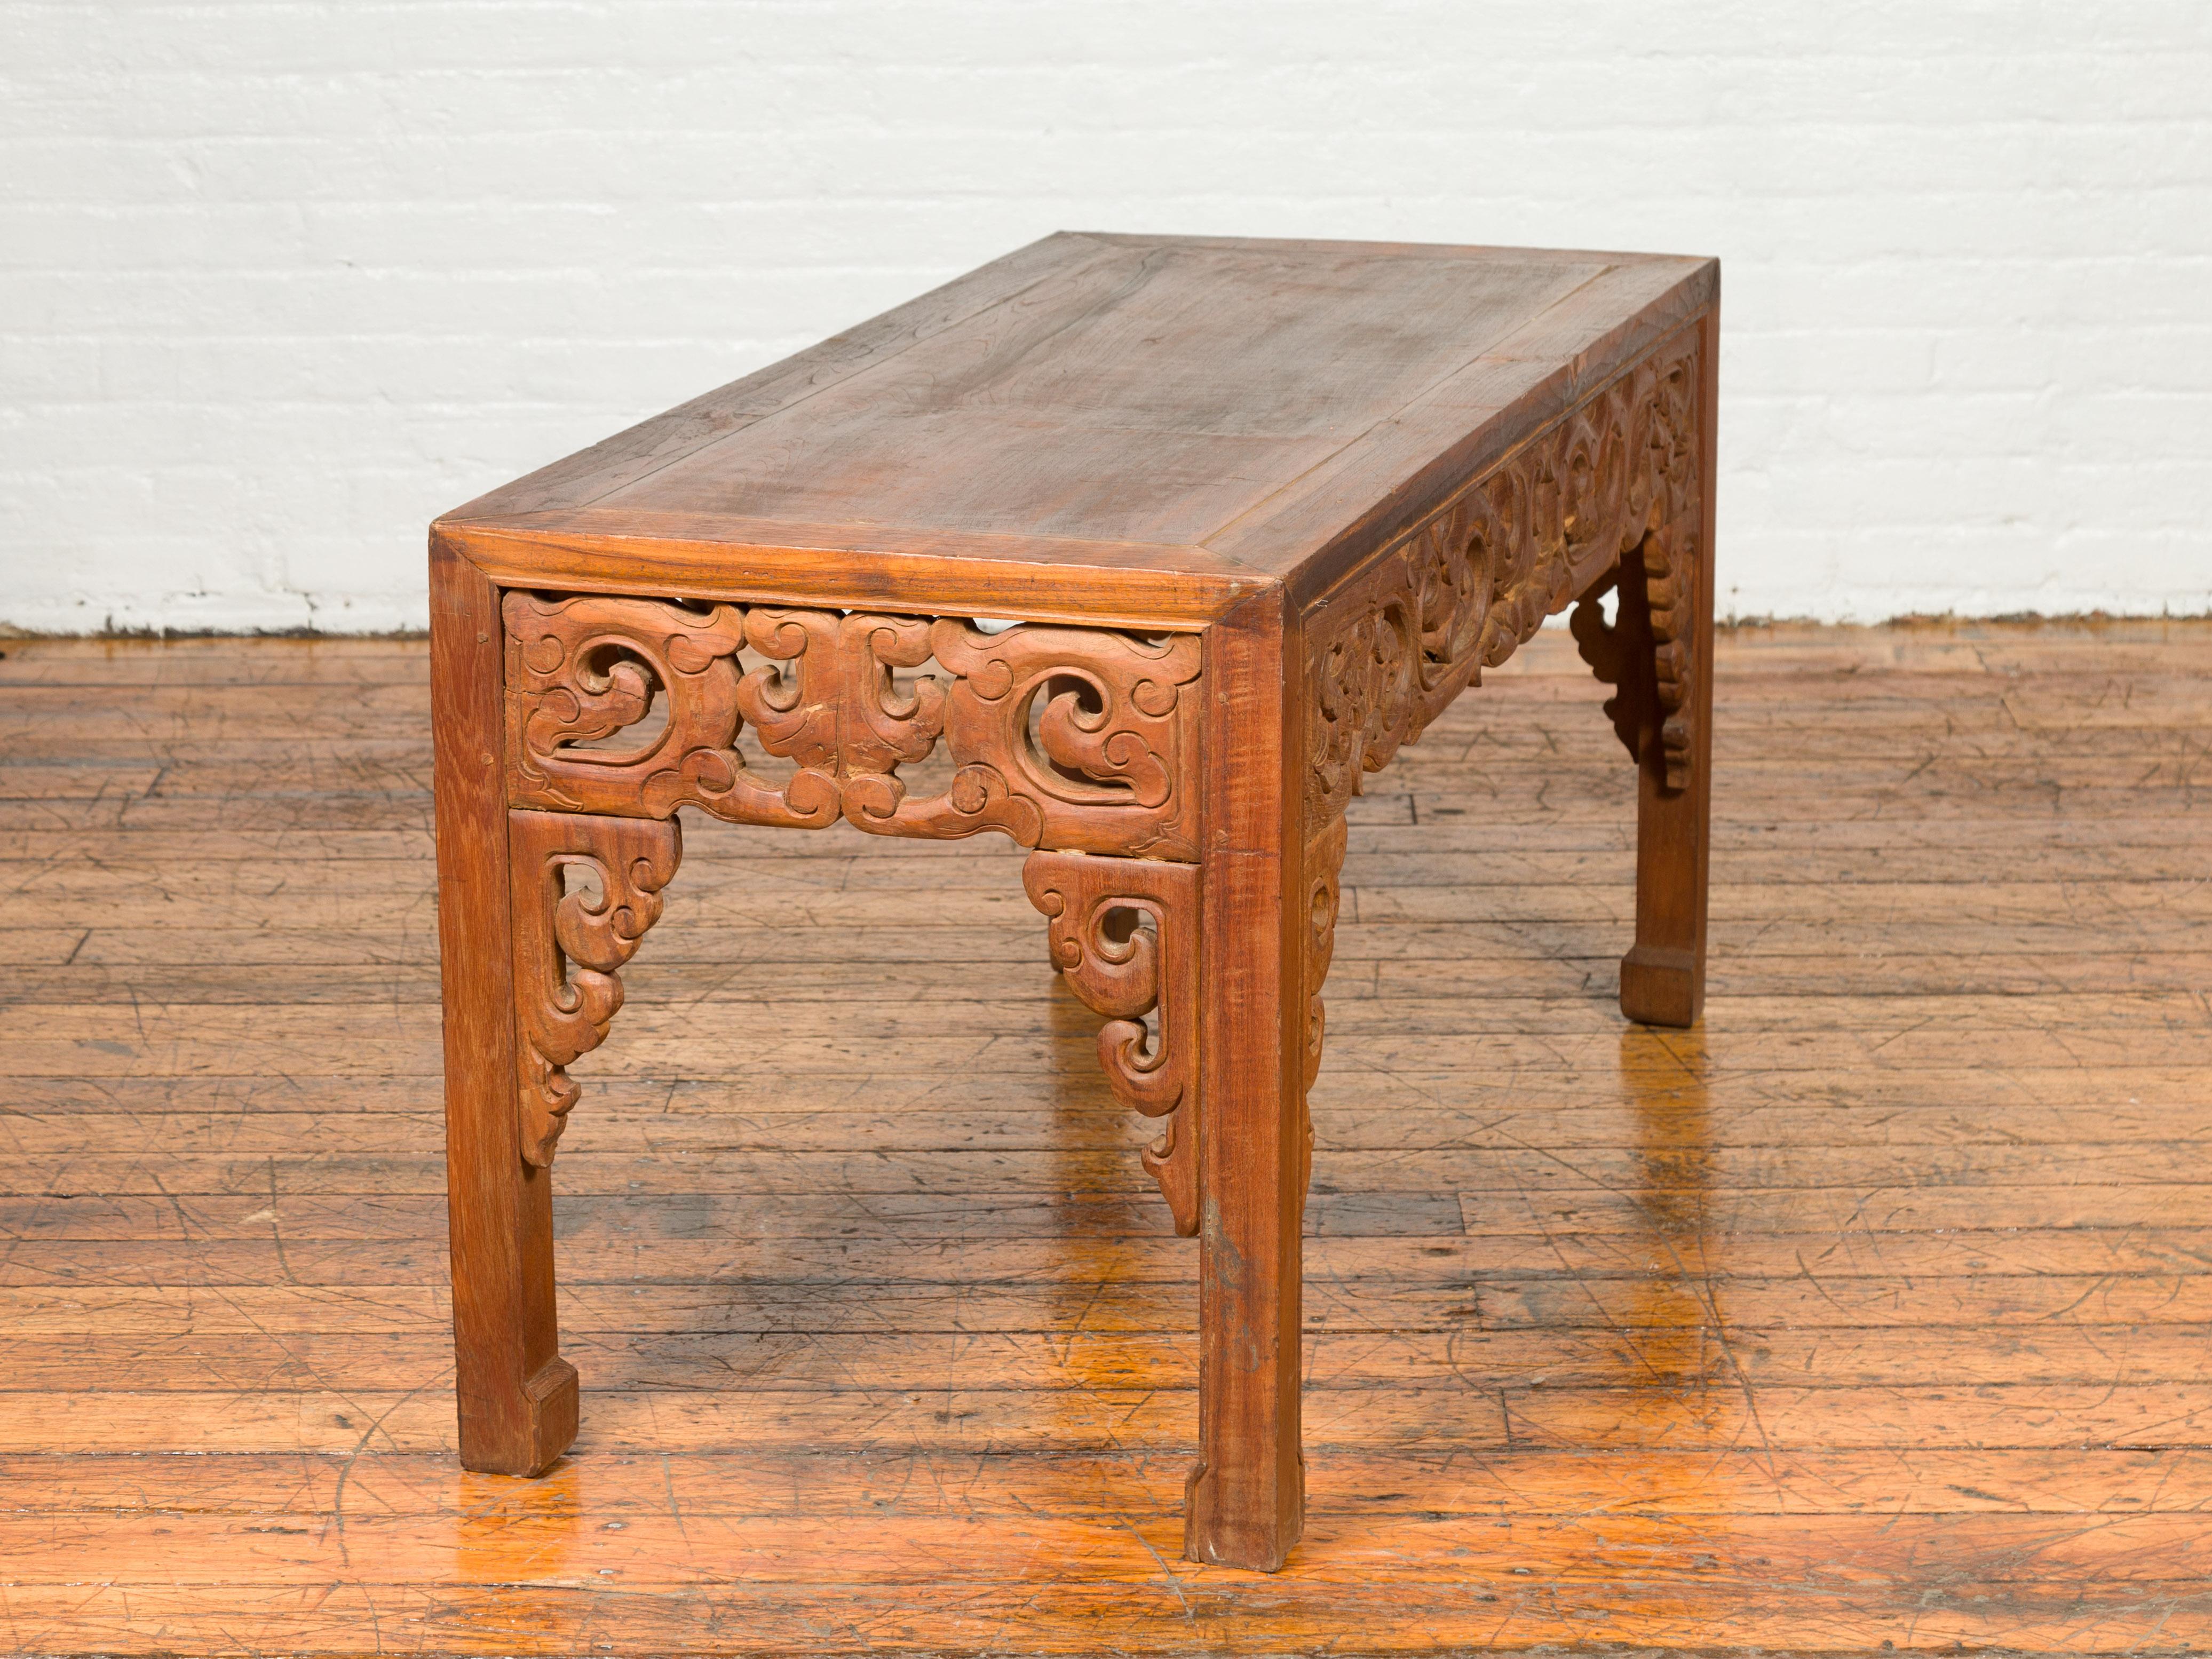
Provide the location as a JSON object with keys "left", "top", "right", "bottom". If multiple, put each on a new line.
{"left": 1021, "top": 850, "right": 1202, "bottom": 1234}
{"left": 1186, "top": 588, "right": 1309, "bottom": 1569}
{"left": 1621, "top": 302, "right": 1721, "bottom": 1026}
{"left": 430, "top": 233, "right": 1719, "bottom": 1569}
{"left": 430, "top": 538, "right": 574, "bottom": 1475}
{"left": 508, "top": 808, "right": 681, "bottom": 1165}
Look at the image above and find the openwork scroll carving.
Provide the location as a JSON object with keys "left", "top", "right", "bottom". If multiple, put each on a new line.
{"left": 1300, "top": 328, "right": 1703, "bottom": 1112}
{"left": 1298, "top": 813, "right": 1347, "bottom": 1201}
{"left": 509, "top": 808, "right": 680, "bottom": 1165}
{"left": 505, "top": 595, "right": 1202, "bottom": 861}
{"left": 1024, "top": 851, "right": 1201, "bottom": 1236}
{"left": 1306, "top": 327, "right": 1702, "bottom": 831}
{"left": 1568, "top": 558, "right": 1663, "bottom": 766}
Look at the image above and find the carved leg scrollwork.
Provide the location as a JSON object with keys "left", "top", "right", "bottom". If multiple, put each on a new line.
{"left": 1642, "top": 519, "right": 1700, "bottom": 791}
{"left": 509, "top": 807, "right": 681, "bottom": 1165}
{"left": 1299, "top": 812, "right": 1349, "bottom": 1204}
{"left": 1022, "top": 851, "right": 1201, "bottom": 1236}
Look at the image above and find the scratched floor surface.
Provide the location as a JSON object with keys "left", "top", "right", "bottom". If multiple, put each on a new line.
{"left": 2, "top": 622, "right": 2209, "bottom": 1655}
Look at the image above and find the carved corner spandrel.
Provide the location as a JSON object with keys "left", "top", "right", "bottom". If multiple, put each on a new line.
{"left": 1022, "top": 850, "right": 1201, "bottom": 1236}
{"left": 1568, "top": 557, "right": 1662, "bottom": 769}
{"left": 509, "top": 807, "right": 680, "bottom": 1166}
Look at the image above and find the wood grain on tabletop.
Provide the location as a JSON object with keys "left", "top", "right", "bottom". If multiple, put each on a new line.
{"left": 434, "top": 233, "right": 1711, "bottom": 620}
{"left": 0, "top": 620, "right": 2208, "bottom": 1653}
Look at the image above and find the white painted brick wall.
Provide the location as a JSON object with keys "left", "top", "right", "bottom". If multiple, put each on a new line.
{"left": 5, "top": 1, "right": 2209, "bottom": 631}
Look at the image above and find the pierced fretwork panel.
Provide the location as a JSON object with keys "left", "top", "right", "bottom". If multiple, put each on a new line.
{"left": 504, "top": 596, "right": 1202, "bottom": 862}
{"left": 1305, "top": 326, "right": 1702, "bottom": 834}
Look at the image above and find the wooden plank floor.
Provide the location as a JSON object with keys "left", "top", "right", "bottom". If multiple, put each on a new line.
{"left": 2, "top": 621, "right": 2209, "bottom": 1656}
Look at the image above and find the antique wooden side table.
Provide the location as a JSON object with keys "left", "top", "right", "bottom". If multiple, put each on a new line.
{"left": 430, "top": 233, "right": 1717, "bottom": 1572}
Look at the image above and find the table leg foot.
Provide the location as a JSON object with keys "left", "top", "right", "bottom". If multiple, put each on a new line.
{"left": 1621, "top": 942, "right": 1701, "bottom": 1028}
{"left": 459, "top": 1352, "right": 578, "bottom": 1477}
{"left": 1186, "top": 1453, "right": 1302, "bottom": 1571}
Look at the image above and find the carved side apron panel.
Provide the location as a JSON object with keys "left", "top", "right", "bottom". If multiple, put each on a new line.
{"left": 499, "top": 600, "right": 1204, "bottom": 1212}
{"left": 504, "top": 599, "right": 1202, "bottom": 861}
{"left": 1298, "top": 325, "right": 1705, "bottom": 1163}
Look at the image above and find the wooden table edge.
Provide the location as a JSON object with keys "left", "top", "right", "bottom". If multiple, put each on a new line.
{"left": 433, "top": 517, "right": 1276, "bottom": 631}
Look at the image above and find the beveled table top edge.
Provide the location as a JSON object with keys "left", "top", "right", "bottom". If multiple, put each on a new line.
{"left": 434, "top": 513, "right": 1271, "bottom": 631}
{"left": 1070, "top": 227, "right": 1713, "bottom": 272}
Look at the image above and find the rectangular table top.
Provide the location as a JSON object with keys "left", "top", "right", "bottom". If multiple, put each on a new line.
{"left": 440, "top": 233, "right": 1714, "bottom": 624}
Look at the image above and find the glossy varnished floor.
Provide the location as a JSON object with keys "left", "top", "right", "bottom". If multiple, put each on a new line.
{"left": 3, "top": 622, "right": 2209, "bottom": 1655}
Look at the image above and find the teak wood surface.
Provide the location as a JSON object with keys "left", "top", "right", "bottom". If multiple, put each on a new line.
{"left": 4, "top": 621, "right": 2212, "bottom": 1653}
{"left": 432, "top": 233, "right": 1720, "bottom": 1571}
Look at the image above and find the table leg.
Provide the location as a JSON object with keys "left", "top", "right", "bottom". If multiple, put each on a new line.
{"left": 1621, "top": 309, "right": 1719, "bottom": 1031}
{"left": 1184, "top": 593, "right": 1306, "bottom": 1571}
{"left": 430, "top": 538, "right": 576, "bottom": 1475}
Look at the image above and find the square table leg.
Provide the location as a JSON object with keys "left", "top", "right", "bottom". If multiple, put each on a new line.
{"left": 1619, "top": 670, "right": 1712, "bottom": 1027}
{"left": 430, "top": 539, "right": 577, "bottom": 1475}
{"left": 1621, "top": 307, "right": 1719, "bottom": 1030}
{"left": 1184, "top": 592, "right": 1308, "bottom": 1571}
